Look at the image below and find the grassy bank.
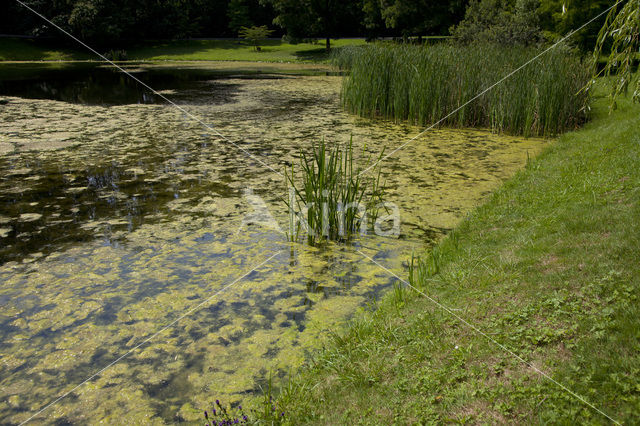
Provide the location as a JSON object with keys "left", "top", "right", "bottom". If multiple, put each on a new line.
{"left": 335, "top": 43, "right": 591, "bottom": 137}
{"left": 0, "top": 37, "right": 365, "bottom": 62}
{"left": 264, "top": 81, "right": 640, "bottom": 423}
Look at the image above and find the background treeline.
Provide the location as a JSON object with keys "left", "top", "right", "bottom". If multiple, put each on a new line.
{"left": 2, "top": 0, "right": 615, "bottom": 50}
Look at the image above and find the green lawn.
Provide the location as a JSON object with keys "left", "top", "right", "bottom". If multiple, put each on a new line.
{"left": 263, "top": 81, "right": 640, "bottom": 424}
{"left": 0, "top": 38, "right": 366, "bottom": 62}
{"left": 127, "top": 38, "right": 366, "bottom": 62}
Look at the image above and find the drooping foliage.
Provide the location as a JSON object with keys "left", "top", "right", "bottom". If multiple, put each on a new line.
{"left": 589, "top": 0, "right": 640, "bottom": 109}
{"left": 538, "top": 0, "right": 613, "bottom": 50}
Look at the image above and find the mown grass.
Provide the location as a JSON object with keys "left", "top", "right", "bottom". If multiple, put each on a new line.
{"left": 127, "top": 39, "right": 366, "bottom": 62}
{"left": 336, "top": 43, "right": 591, "bottom": 137}
{"left": 0, "top": 37, "right": 366, "bottom": 63}
{"left": 260, "top": 79, "right": 640, "bottom": 424}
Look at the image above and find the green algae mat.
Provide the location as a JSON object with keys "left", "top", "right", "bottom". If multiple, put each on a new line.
{"left": 0, "top": 62, "right": 546, "bottom": 423}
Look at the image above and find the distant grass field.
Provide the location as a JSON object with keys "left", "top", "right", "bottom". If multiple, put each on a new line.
{"left": 260, "top": 78, "right": 640, "bottom": 424}
{"left": 127, "top": 39, "right": 366, "bottom": 62}
{"left": 0, "top": 37, "right": 366, "bottom": 62}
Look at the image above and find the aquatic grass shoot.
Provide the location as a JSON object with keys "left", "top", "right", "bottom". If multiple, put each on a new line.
{"left": 334, "top": 42, "right": 591, "bottom": 137}
{"left": 285, "top": 137, "right": 386, "bottom": 246}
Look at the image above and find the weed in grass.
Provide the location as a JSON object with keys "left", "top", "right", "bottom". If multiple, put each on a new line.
{"left": 255, "top": 373, "right": 286, "bottom": 425}
{"left": 409, "top": 244, "right": 446, "bottom": 288}
{"left": 392, "top": 282, "right": 408, "bottom": 311}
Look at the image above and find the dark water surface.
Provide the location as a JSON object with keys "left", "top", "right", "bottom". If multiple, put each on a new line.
{"left": 0, "top": 62, "right": 286, "bottom": 105}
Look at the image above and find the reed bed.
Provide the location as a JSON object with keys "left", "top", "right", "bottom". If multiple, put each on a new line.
{"left": 335, "top": 43, "right": 591, "bottom": 137}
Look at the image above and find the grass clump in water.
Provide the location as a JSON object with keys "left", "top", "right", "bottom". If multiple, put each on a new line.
{"left": 335, "top": 42, "right": 591, "bottom": 137}
{"left": 285, "top": 138, "right": 385, "bottom": 246}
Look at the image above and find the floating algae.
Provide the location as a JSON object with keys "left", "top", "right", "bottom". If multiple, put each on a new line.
{"left": 0, "top": 62, "right": 547, "bottom": 424}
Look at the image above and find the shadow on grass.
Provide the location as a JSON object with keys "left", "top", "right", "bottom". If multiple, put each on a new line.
{"left": 0, "top": 38, "right": 92, "bottom": 61}
{"left": 293, "top": 47, "right": 330, "bottom": 62}
{"left": 128, "top": 39, "right": 254, "bottom": 59}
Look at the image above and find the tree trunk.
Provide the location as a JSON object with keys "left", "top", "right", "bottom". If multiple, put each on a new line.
{"left": 326, "top": 37, "right": 331, "bottom": 52}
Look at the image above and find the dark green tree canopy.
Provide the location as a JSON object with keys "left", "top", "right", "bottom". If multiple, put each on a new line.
{"left": 4, "top": 0, "right": 619, "bottom": 48}
{"left": 538, "top": 0, "right": 612, "bottom": 50}
{"left": 379, "top": 0, "right": 467, "bottom": 38}
{"left": 452, "top": 0, "right": 543, "bottom": 46}
{"left": 228, "top": 0, "right": 253, "bottom": 34}
{"left": 262, "top": 0, "right": 364, "bottom": 50}
{"left": 5, "top": 0, "right": 281, "bottom": 44}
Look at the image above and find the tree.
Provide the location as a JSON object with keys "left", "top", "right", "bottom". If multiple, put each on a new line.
{"left": 362, "top": 0, "right": 388, "bottom": 39}
{"left": 228, "top": 0, "right": 253, "bottom": 34}
{"left": 379, "top": 0, "right": 467, "bottom": 39}
{"left": 452, "top": 0, "right": 543, "bottom": 46}
{"left": 538, "top": 0, "right": 611, "bottom": 50}
{"left": 67, "top": 0, "right": 135, "bottom": 43}
{"left": 10, "top": 0, "right": 232, "bottom": 43}
{"left": 239, "top": 25, "right": 274, "bottom": 50}
{"left": 590, "top": 0, "right": 640, "bottom": 109}
{"left": 263, "top": 0, "right": 362, "bottom": 51}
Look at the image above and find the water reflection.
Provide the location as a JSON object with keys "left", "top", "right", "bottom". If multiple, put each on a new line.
{"left": 0, "top": 63, "right": 264, "bottom": 105}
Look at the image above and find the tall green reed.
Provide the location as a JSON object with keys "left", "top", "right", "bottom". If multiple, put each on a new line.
{"left": 329, "top": 45, "right": 364, "bottom": 71}
{"left": 334, "top": 42, "right": 591, "bottom": 137}
{"left": 285, "top": 138, "right": 385, "bottom": 246}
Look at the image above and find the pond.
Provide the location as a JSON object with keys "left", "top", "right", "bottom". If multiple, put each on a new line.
{"left": 0, "top": 62, "right": 546, "bottom": 423}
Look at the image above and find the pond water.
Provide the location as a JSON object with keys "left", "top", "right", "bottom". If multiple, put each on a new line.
{"left": 0, "top": 62, "right": 546, "bottom": 424}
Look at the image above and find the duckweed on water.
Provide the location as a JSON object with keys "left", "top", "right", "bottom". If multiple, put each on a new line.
{"left": 0, "top": 63, "right": 548, "bottom": 423}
